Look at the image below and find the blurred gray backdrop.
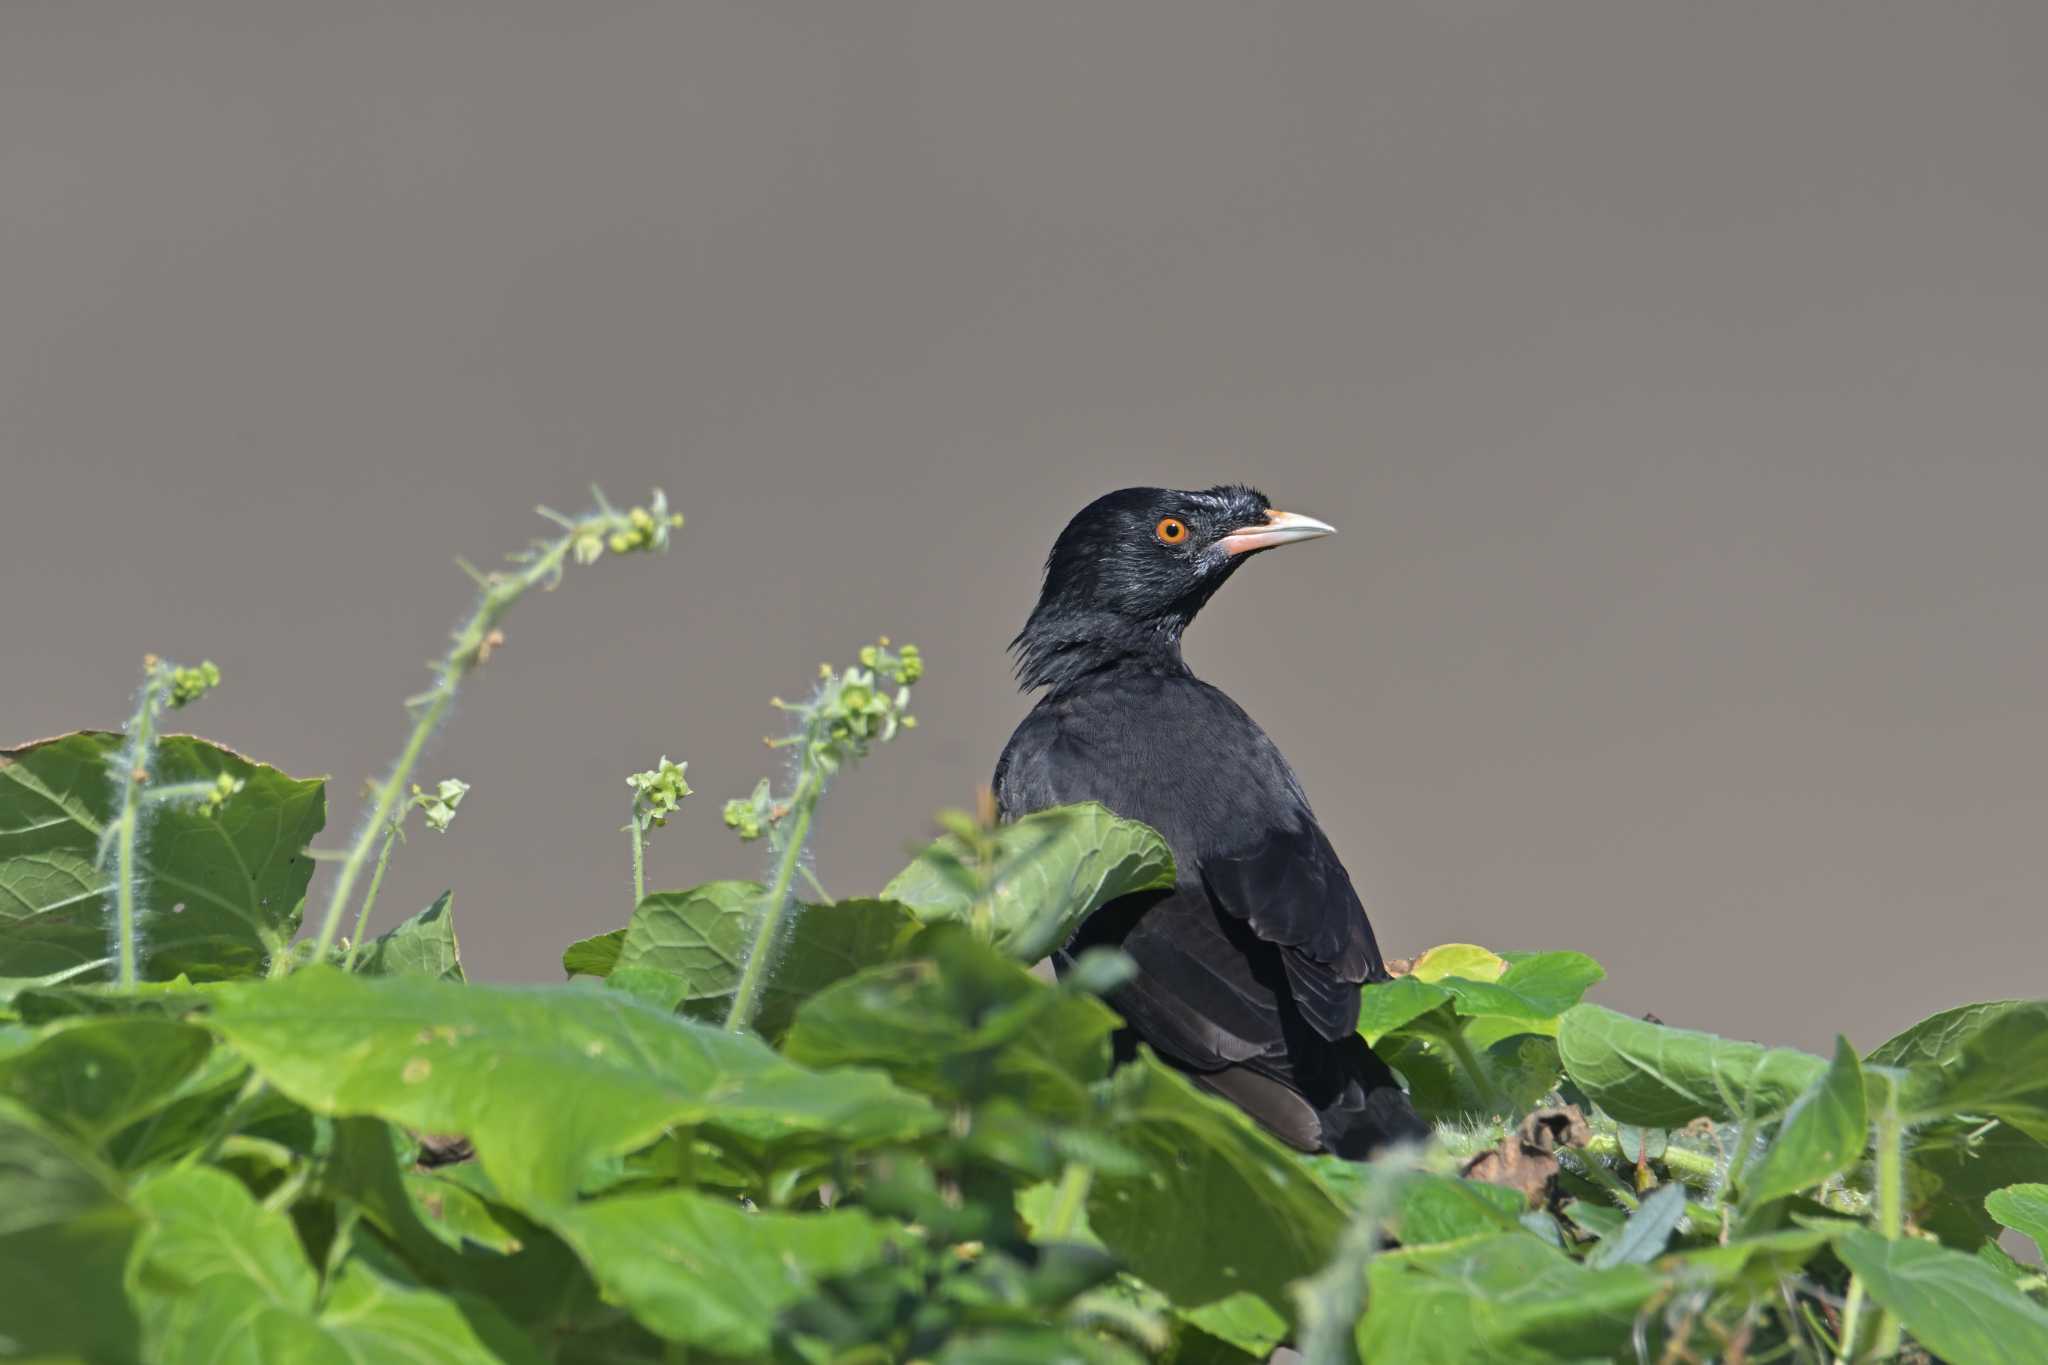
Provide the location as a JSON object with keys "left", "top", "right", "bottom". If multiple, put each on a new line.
{"left": 5, "top": 2, "right": 2044, "bottom": 1053}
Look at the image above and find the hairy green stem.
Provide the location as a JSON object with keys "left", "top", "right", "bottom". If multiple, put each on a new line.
{"left": 629, "top": 812, "right": 646, "bottom": 910}
{"left": 1582, "top": 1132, "right": 1722, "bottom": 1186}
{"left": 110, "top": 664, "right": 171, "bottom": 988}
{"left": 1040, "top": 1161, "right": 1095, "bottom": 1242}
{"left": 307, "top": 535, "right": 576, "bottom": 965}
{"left": 724, "top": 771, "right": 818, "bottom": 1031}
{"left": 340, "top": 818, "right": 403, "bottom": 970}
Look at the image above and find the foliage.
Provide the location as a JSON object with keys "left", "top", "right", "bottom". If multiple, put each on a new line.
{"left": 4, "top": 492, "right": 2044, "bottom": 1363}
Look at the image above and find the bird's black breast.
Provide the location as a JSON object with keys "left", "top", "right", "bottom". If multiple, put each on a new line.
{"left": 994, "top": 666, "right": 1385, "bottom": 1044}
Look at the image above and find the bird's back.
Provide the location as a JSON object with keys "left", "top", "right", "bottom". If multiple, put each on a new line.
{"left": 995, "top": 664, "right": 1422, "bottom": 1155}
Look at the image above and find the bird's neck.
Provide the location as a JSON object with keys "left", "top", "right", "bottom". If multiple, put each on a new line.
{"left": 1012, "top": 606, "right": 1191, "bottom": 691}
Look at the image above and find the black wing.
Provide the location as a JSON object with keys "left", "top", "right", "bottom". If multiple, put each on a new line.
{"left": 1199, "top": 818, "right": 1388, "bottom": 1041}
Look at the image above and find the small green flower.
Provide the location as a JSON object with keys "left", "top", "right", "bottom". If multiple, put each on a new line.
{"left": 411, "top": 777, "right": 470, "bottom": 833}
{"left": 626, "top": 756, "right": 692, "bottom": 832}
{"left": 197, "top": 771, "right": 244, "bottom": 817}
{"left": 722, "top": 777, "right": 774, "bottom": 841}
{"left": 166, "top": 660, "right": 222, "bottom": 709}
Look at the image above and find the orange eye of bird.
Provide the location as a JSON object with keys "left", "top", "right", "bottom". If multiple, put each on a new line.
{"left": 1155, "top": 517, "right": 1189, "bottom": 545}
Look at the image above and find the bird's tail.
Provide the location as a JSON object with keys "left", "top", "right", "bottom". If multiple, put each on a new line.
{"left": 1313, "top": 1035, "right": 1431, "bottom": 1159}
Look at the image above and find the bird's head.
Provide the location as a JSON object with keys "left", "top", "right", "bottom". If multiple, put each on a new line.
{"left": 1011, "top": 484, "right": 1336, "bottom": 689}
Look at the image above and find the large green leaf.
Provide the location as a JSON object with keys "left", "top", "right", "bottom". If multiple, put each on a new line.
{"left": 782, "top": 925, "right": 1117, "bottom": 1118}
{"left": 1357, "top": 1233, "right": 1662, "bottom": 1364}
{"left": 1837, "top": 1227, "right": 2048, "bottom": 1365}
{"left": 614, "top": 882, "right": 917, "bottom": 1040}
{"left": 1746, "top": 1034, "right": 1869, "bottom": 1204}
{"left": 1878, "top": 1000, "right": 2048, "bottom": 1137}
{"left": 353, "top": 891, "right": 464, "bottom": 981}
{"left": 0, "top": 731, "right": 325, "bottom": 981}
{"left": 128, "top": 1163, "right": 539, "bottom": 1363}
{"left": 1986, "top": 1183, "right": 2048, "bottom": 1259}
{"left": 0, "top": 1099, "right": 143, "bottom": 1361}
{"left": 1088, "top": 1052, "right": 1349, "bottom": 1320}
{"left": 0, "top": 1013, "right": 213, "bottom": 1147}
{"left": 1557, "top": 1003, "right": 1826, "bottom": 1126}
{"left": 882, "top": 803, "right": 1174, "bottom": 962}
{"left": 203, "top": 966, "right": 940, "bottom": 1212}
{"left": 550, "top": 1190, "right": 893, "bottom": 1354}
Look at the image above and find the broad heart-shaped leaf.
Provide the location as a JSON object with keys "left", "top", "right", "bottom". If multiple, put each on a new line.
{"left": 0, "top": 731, "right": 325, "bottom": 981}
{"left": 1557, "top": 1003, "right": 1827, "bottom": 1127}
{"left": 882, "top": 803, "right": 1174, "bottom": 962}
{"left": 0, "top": 1013, "right": 213, "bottom": 1147}
{"left": 204, "top": 967, "right": 940, "bottom": 1212}
{"left": 1876, "top": 1000, "right": 2048, "bottom": 1137}
{"left": 1837, "top": 1227, "right": 2048, "bottom": 1365}
{"left": 0, "top": 1099, "right": 144, "bottom": 1362}
{"left": 615, "top": 882, "right": 918, "bottom": 1041}
{"left": 1746, "top": 1034, "right": 1869, "bottom": 1205}
{"left": 1357, "top": 1233, "right": 1663, "bottom": 1365}
{"left": 353, "top": 891, "right": 463, "bottom": 981}
{"left": 549, "top": 1190, "right": 893, "bottom": 1354}
{"left": 128, "top": 1163, "right": 541, "bottom": 1364}
{"left": 561, "top": 928, "right": 626, "bottom": 978}
{"left": 1088, "top": 1052, "right": 1348, "bottom": 1320}
{"left": 782, "top": 924, "right": 1118, "bottom": 1119}
{"left": 1986, "top": 1183, "right": 2048, "bottom": 1258}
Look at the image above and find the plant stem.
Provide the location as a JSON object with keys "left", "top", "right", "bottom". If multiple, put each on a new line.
{"left": 724, "top": 771, "right": 818, "bottom": 1031}
{"left": 110, "top": 664, "right": 171, "bottom": 988}
{"left": 340, "top": 818, "right": 403, "bottom": 970}
{"left": 1040, "top": 1161, "right": 1095, "bottom": 1241}
{"left": 1837, "top": 1092, "right": 1905, "bottom": 1364}
{"left": 1582, "top": 1133, "right": 1722, "bottom": 1186}
{"left": 306, "top": 535, "right": 577, "bottom": 965}
{"left": 1439, "top": 1026, "right": 1505, "bottom": 1116}
{"left": 628, "top": 812, "right": 646, "bottom": 910}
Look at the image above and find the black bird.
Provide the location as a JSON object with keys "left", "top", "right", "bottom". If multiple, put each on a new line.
{"left": 995, "top": 485, "right": 1428, "bottom": 1158}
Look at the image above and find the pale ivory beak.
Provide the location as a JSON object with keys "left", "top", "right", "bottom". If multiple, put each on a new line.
{"left": 1215, "top": 509, "right": 1337, "bottom": 557}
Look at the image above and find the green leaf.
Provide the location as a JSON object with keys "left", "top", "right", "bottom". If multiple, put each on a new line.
{"left": 0, "top": 731, "right": 325, "bottom": 981}
{"left": 1179, "top": 1292, "right": 1289, "bottom": 1358}
{"left": 203, "top": 966, "right": 940, "bottom": 1212}
{"left": 1557, "top": 1003, "right": 1826, "bottom": 1127}
{"left": 0, "top": 1099, "right": 143, "bottom": 1362}
{"left": 1837, "top": 1226, "right": 2048, "bottom": 1365}
{"left": 1586, "top": 1183, "right": 1686, "bottom": 1268}
{"left": 1987, "top": 1183, "right": 2048, "bottom": 1258}
{"left": 1879, "top": 1000, "right": 2048, "bottom": 1137}
{"left": 1409, "top": 943, "right": 1508, "bottom": 983}
{"left": 560, "top": 928, "right": 626, "bottom": 979}
{"left": 1089, "top": 1052, "right": 1349, "bottom": 1320}
{"left": 128, "top": 1163, "right": 540, "bottom": 1363}
{"left": 1902, "top": 1120, "right": 2048, "bottom": 1248}
{"left": 0, "top": 1014, "right": 214, "bottom": 1147}
{"left": 1434, "top": 951, "right": 1607, "bottom": 1026}
{"left": 883, "top": 803, "right": 1174, "bottom": 962}
{"left": 550, "top": 1190, "right": 892, "bottom": 1354}
{"left": 783, "top": 925, "right": 1118, "bottom": 1118}
{"left": 1357, "top": 1233, "right": 1662, "bottom": 1364}
{"left": 615, "top": 882, "right": 917, "bottom": 1040}
{"left": 353, "top": 891, "right": 463, "bottom": 981}
{"left": 1357, "top": 977, "right": 1451, "bottom": 1043}
{"left": 1746, "top": 1034, "right": 1869, "bottom": 1204}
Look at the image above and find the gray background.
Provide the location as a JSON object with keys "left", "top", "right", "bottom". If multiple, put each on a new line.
{"left": 5, "top": 2, "right": 2044, "bottom": 1054}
